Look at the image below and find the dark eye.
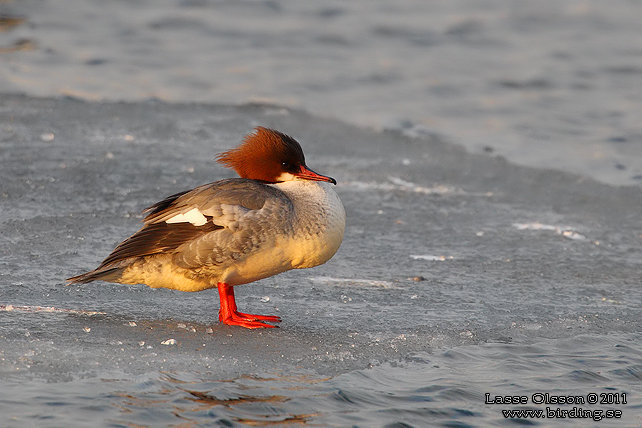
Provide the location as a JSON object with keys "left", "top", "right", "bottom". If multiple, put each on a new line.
{"left": 282, "top": 161, "right": 294, "bottom": 170}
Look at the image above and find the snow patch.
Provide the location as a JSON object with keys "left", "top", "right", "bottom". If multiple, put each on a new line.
{"left": 513, "top": 222, "right": 588, "bottom": 241}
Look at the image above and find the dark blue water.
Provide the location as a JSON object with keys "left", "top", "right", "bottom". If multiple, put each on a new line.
{"left": 2, "top": 334, "right": 641, "bottom": 427}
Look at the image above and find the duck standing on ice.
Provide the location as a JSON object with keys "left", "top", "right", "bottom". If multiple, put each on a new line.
{"left": 68, "top": 127, "right": 346, "bottom": 329}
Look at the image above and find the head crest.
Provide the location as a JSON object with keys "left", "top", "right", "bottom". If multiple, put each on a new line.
{"left": 216, "top": 127, "right": 306, "bottom": 182}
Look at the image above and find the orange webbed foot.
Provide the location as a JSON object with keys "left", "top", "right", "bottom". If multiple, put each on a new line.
{"left": 219, "top": 311, "right": 280, "bottom": 329}
{"left": 234, "top": 312, "right": 282, "bottom": 323}
{"left": 217, "top": 282, "right": 281, "bottom": 329}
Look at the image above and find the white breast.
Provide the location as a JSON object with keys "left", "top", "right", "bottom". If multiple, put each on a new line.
{"left": 203, "top": 180, "right": 345, "bottom": 287}
{"left": 273, "top": 180, "right": 346, "bottom": 269}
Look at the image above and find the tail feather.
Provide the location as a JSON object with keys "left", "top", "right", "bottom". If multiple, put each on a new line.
{"left": 66, "top": 267, "right": 124, "bottom": 285}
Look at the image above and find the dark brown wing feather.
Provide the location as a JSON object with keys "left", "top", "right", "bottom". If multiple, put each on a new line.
{"left": 143, "top": 188, "right": 192, "bottom": 218}
{"left": 67, "top": 220, "right": 222, "bottom": 284}
{"left": 97, "top": 220, "right": 221, "bottom": 269}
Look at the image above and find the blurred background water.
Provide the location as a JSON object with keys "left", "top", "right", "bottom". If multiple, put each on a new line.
{"left": 1, "top": 1, "right": 642, "bottom": 427}
{"left": 2, "top": 0, "right": 642, "bottom": 185}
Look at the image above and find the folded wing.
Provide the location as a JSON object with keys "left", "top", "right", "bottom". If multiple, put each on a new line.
{"left": 68, "top": 178, "right": 293, "bottom": 283}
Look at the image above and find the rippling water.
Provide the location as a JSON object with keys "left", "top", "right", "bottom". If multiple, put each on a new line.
{"left": 3, "top": 334, "right": 641, "bottom": 427}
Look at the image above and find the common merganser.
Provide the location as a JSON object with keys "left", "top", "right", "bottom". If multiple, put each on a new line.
{"left": 67, "top": 127, "right": 346, "bottom": 329}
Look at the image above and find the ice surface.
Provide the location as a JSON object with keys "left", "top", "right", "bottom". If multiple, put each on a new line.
{"left": 1, "top": 96, "right": 642, "bottom": 426}
{"left": 1, "top": 94, "right": 641, "bottom": 369}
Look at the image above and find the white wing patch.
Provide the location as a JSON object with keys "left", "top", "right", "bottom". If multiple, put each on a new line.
{"left": 165, "top": 208, "right": 208, "bottom": 226}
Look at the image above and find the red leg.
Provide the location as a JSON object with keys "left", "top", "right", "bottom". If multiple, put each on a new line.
{"left": 217, "top": 282, "right": 281, "bottom": 329}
